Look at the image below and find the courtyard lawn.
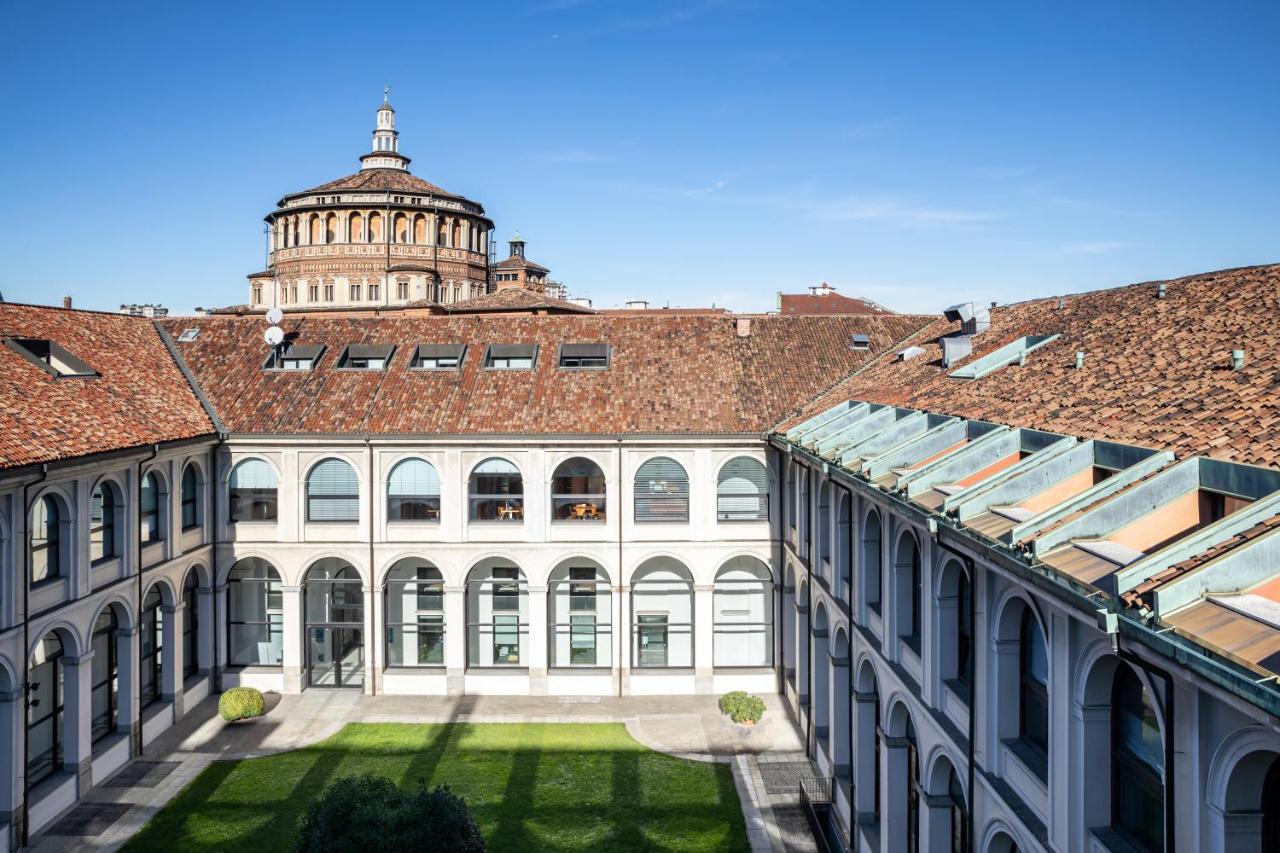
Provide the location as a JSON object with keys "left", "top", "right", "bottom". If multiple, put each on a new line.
{"left": 122, "top": 722, "right": 748, "bottom": 852}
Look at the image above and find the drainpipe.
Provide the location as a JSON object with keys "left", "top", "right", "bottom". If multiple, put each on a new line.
{"left": 806, "top": 538, "right": 814, "bottom": 755}
{"left": 210, "top": 441, "right": 222, "bottom": 694}
{"left": 617, "top": 437, "right": 624, "bottom": 698}
{"left": 136, "top": 444, "right": 159, "bottom": 757}
{"left": 935, "top": 532, "right": 976, "bottom": 853}
{"left": 19, "top": 462, "right": 49, "bottom": 849}
{"left": 367, "top": 438, "right": 376, "bottom": 695}
{"left": 1114, "top": 636, "right": 1176, "bottom": 852}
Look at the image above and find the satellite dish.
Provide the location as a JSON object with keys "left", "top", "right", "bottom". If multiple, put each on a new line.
{"left": 264, "top": 326, "right": 285, "bottom": 347}
{"left": 265, "top": 307, "right": 284, "bottom": 325}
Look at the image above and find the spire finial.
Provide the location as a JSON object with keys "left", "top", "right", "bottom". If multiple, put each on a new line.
{"left": 383, "top": 85, "right": 391, "bottom": 103}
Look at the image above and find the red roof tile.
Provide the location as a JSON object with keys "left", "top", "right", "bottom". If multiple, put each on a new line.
{"left": 0, "top": 305, "right": 215, "bottom": 469}
{"left": 162, "top": 313, "right": 933, "bottom": 436}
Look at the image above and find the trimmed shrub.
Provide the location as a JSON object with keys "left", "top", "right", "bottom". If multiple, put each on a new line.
{"left": 218, "top": 686, "right": 265, "bottom": 722}
{"left": 296, "top": 773, "right": 485, "bottom": 853}
{"left": 719, "top": 691, "right": 766, "bottom": 724}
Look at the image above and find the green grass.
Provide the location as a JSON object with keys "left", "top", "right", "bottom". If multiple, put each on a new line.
{"left": 122, "top": 723, "right": 748, "bottom": 852}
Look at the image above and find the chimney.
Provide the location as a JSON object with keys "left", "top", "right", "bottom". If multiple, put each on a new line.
{"left": 62, "top": 296, "right": 72, "bottom": 309}
{"left": 1232, "top": 349, "right": 1246, "bottom": 370}
{"left": 1075, "top": 351, "right": 1085, "bottom": 369}
{"left": 736, "top": 317, "right": 752, "bottom": 338}
{"left": 1157, "top": 282, "right": 1167, "bottom": 299}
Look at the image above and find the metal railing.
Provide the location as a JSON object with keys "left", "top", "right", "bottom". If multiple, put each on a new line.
{"left": 799, "top": 776, "right": 836, "bottom": 853}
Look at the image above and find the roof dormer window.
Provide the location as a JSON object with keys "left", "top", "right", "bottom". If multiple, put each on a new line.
{"left": 410, "top": 344, "right": 466, "bottom": 370}
{"left": 484, "top": 344, "right": 538, "bottom": 370}
{"left": 558, "top": 343, "right": 610, "bottom": 369}
{"left": 337, "top": 344, "right": 395, "bottom": 370}
{"left": 4, "top": 338, "right": 97, "bottom": 378}
{"left": 264, "top": 343, "right": 325, "bottom": 371}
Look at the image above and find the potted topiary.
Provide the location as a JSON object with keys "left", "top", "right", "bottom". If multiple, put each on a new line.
{"left": 719, "top": 690, "right": 766, "bottom": 726}
{"left": 218, "top": 686, "right": 266, "bottom": 722}
{"left": 297, "top": 773, "right": 486, "bottom": 853}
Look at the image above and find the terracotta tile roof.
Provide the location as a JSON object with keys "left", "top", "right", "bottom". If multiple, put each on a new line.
{"left": 161, "top": 313, "right": 933, "bottom": 436}
{"left": 0, "top": 304, "right": 215, "bottom": 469}
{"left": 297, "top": 169, "right": 466, "bottom": 202}
{"left": 781, "top": 264, "right": 1280, "bottom": 466}
{"left": 780, "top": 291, "right": 895, "bottom": 315}
{"left": 493, "top": 254, "right": 550, "bottom": 273}
{"left": 443, "top": 289, "right": 597, "bottom": 316}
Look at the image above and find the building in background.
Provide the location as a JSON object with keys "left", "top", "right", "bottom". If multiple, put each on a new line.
{"left": 779, "top": 283, "right": 894, "bottom": 315}
{"left": 247, "top": 96, "right": 498, "bottom": 312}
{"left": 119, "top": 303, "right": 168, "bottom": 318}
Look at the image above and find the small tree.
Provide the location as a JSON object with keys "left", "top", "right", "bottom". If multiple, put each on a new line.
{"left": 296, "top": 774, "right": 485, "bottom": 853}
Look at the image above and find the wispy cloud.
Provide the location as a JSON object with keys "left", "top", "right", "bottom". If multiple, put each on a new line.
{"left": 1060, "top": 240, "right": 1136, "bottom": 256}
{"left": 836, "top": 116, "right": 906, "bottom": 141}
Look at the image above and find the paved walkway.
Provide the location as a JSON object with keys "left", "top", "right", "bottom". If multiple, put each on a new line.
{"left": 26, "top": 692, "right": 817, "bottom": 853}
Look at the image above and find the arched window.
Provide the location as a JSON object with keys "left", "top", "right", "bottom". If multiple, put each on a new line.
{"left": 306, "top": 458, "right": 359, "bottom": 522}
{"left": 140, "top": 471, "right": 163, "bottom": 543}
{"left": 413, "top": 214, "right": 427, "bottom": 244}
{"left": 713, "top": 557, "right": 773, "bottom": 667}
{"left": 387, "top": 458, "right": 441, "bottom": 521}
{"left": 31, "top": 495, "right": 62, "bottom": 583}
{"left": 818, "top": 482, "right": 832, "bottom": 569}
{"left": 452, "top": 220, "right": 461, "bottom": 247}
{"left": 308, "top": 214, "right": 321, "bottom": 244}
{"left": 90, "top": 606, "right": 120, "bottom": 743}
{"left": 229, "top": 458, "right": 278, "bottom": 522}
{"left": 717, "top": 457, "right": 768, "bottom": 521}
{"left": 394, "top": 212, "right": 408, "bottom": 243}
{"left": 631, "top": 559, "right": 694, "bottom": 668}
{"left": 385, "top": 559, "right": 445, "bottom": 667}
{"left": 469, "top": 458, "right": 523, "bottom": 522}
{"left": 948, "top": 765, "right": 970, "bottom": 853}
{"left": 906, "top": 718, "right": 920, "bottom": 853}
{"left": 863, "top": 509, "right": 882, "bottom": 612}
{"left": 551, "top": 457, "right": 606, "bottom": 521}
{"left": 27, "top": 632, "right": 65, "bottom": 785}
{"left": 548, "top": 563, "right": 611, "bottom": 667}
{"left": 1112, "top": 665, "right": 1163, "bottom": 851}
{"left": 785, "top": 462, "right": 796, "bottom": 531}
{"left": 836, "top": 492, "right": 853, "bottom": 590}
{"left": 897, "top": 533, "right": 922, "bottom": 650}
{"left": 1019, "top": 609, "right": 1049, "bottom": 758}
{"left": 465, "top": 562, "right": 528, "bottom": 666}
{"left": 325, "top": 213, "right": 336, "bottom": 243}
{"left": 183, "top": 570, "right": 200, "bottom": 679}
{"left": 939, "top": 561, "right": 973, "bottom": 698}
{"left": 227, "top": 558, "right": 283, "bottom": 666}
{"left": 349, "top": 211, "right": 364, "bottom": 243}
{"left": 181, "top": 463, "right": 202, "bottom": 530}
{"left": 304, "top": 559, "right": 364, "bottom": 688}
{"left": 369, "top": 211, "right": 383, "bottom": 243}
{"left": 634, "top": 457, "right": 689, "bottom": 522}
{"left": 90, "top": 481, "right": 119, "bottom": 563}
{"left": 437, "top": 218, "right": 447, "bottom": 246}
{"left": 140, "top": 585, "right": 165, "bottom": 707}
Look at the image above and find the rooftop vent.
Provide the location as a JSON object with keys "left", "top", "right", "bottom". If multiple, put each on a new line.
{"left": 850, "top": 333, "right": 871, "bottom": 351}
{"left": 569, "top": 297, "right": 593, "bottom": 308}
{"left": 1232, "top": 349, "right": 1246, "bottom": 371}
{"left": 1157, "top": 282, "right": 1167, "bottom": 299}
{"left": 736, "top": 318, "right": 752, "bottom": 338}
{"left": 264, "top": 343, "right": 324, "bottom": 371}
{"left": 410, "top": 344, "right": 466, "bottom": 370}
{"left": 484, "top": 344, "right": 538, "bottom": 370}
{"left": 898, "top": 345, "right": 926, "bottom": 361}
{"left": 943, "top": 302, "right": 991, "bottom": 336}
{"left": 177, "top": 328, "right": 200, "bottom": 343}
{"left": 941, "top": 335, "right": 973, "bottom": 368}
{"left": 3, "top": 338, "right": 97, "bottom": 378}
{"left": 559, "top": 342, "right": 610, "bottom": 369}
{"left": 625, "top": 300, "right": 649, "bottom": 310}
{"left": 337, "top": 344, "right": 395, "bottom": 370}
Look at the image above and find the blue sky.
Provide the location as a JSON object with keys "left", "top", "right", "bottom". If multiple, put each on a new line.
{"left": 1, "top": 1, "right": 1276, "bottom": 314}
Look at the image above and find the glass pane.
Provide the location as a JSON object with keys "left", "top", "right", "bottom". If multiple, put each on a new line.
{"left": 494, "top": 614, "right": 521, "bottom": 664}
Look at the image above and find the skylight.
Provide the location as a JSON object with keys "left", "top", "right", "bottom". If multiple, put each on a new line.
{"left": 948, "top": 334, "right": 1061, "bottom": 380}
{"left": 484, "top": 344, "right": 538, "bottom": 370}
{"left": 4, "top": 338, "right": 97, "bottom": 378}
{"left": 264, "top": 343, "right": 325, "bottom": 371}
{"left": 558, "top": 343, "right": 610, "bottom": 369}
{"left": 177, "top": 328, "right": 200, "bottom": 342}
{"left": 411, "top": 344, "right": 466, "bottom": 370}
{"left": 337, "top": 344, "right": 395, "bottom": 370}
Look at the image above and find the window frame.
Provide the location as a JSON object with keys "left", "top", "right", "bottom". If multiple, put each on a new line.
{"left": 386, "top": 458, "right": 442, "bottom": 522}
{"left": 306, "top": 458, "right": 360, "bottom": 523}
{"left": 550, "top": 457, "right": 607, "bottom": 523}
{"left": 90, "top": 481, "right": 118, "bottom": 564}
{"left": 30, "top": 494, "right": 63, "bottom": 586}
{"left": 226, "top": 560, "right": 284, "bottom": 667}
{"left": 482, "top": 343, "right": 538, "bottom": 370}
{"left": 634, "top": 457, "right": 690, "bottom": 523}
{"left": 468, "top": 458, "right": 524, "bottom": 523}
{"left": 716, "top": 456, "right": 769, "bottom": 522}
{"left": 180, "top": 463, "right": 201, "bottom": 531}
{"left": 140, "top": 471, "right": 164, "bottom": 544}
{"left": 385, "top": 562, "right": 446, "bottom": 668}
{"left": 228, "top": 458, "right": 279, "bottom": 523}
{"left": 1018, "top": 608, "right": 1050, "bottom": 760}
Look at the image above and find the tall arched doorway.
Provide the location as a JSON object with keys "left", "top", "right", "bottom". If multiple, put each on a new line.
{"left": 304, "top": 558, "right": 365, "bottom": 688}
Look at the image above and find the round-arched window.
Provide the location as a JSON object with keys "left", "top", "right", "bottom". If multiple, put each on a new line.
{"left": 551, "top": 458, "right": 606, "bottom": 521}
{"left": 469, "top": 458, "right": 523, "bottom": 522}
{"left": 306, "top": 458, "right": 359, "bottom": 522}
{"left": 634, "top": 457, "right": 689, "bottom": 522}
{"left": 387, "top": 459, "right": 441, "bottom": 521}
{"left": 717, "top": 457, "right": 768, "bottom": 521}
